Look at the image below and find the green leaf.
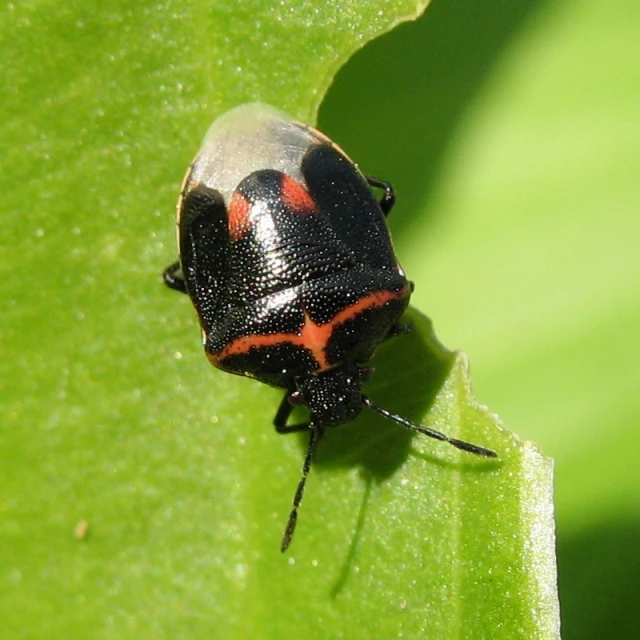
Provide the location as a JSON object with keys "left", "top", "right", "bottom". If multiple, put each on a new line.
{"left": 320, "top": 1, "right": 640, "bottom": 638}
{"left": 1, "top": 0, "right": 562, "bottom": 638}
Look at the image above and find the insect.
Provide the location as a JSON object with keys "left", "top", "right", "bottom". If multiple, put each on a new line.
{"left": 163, "top": 103, "right": 496, "bottom": 552}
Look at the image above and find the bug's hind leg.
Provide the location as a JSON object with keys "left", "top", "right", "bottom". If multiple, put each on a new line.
{"left": 366, "top": 175, "right": 396, "bottom": 216}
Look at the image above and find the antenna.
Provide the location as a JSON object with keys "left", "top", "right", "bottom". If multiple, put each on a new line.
{"left": 361, "top": 396, "right": 497, "bottom": 458}
{"left": 281, "top": 425, "right": 324, "bottom": 552}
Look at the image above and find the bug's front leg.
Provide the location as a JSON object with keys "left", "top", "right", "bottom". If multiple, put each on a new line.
{"left": 274, "top": 392, "right": 311, "bottom": 434}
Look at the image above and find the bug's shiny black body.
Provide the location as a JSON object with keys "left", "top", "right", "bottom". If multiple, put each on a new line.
{"left": 163, "top": 103, "right": 496, "bottom": 551}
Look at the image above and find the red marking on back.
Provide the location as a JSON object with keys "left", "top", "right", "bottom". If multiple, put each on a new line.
{"left": 280, "top": 175, "right": 316, "bottom": 213}
{"left": 208, "top": 283, "right": 412, "bottom": 372}
{"left": 228, "top": 191, "right": 251, "bottom": 241}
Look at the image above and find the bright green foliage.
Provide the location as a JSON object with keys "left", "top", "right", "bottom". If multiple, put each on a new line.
{"left": 321, "top": 1, "right": 640, "bottom": 638}
{"left": 0, "top": 0, "right": 574, "bottom": 637}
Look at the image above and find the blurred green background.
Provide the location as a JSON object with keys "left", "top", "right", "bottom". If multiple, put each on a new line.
{"left": 2, "top": 0, "right": 639, "bottom": 637}
{"left": 319, "top": 0, "right": 640, "bottom": 637}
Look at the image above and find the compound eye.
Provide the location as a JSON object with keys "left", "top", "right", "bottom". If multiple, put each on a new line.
{"left": 359, "top": 367, "right": 374, "bottom": 382}
{"left": 288, "top": 390, "right": 306, "bottom": 406}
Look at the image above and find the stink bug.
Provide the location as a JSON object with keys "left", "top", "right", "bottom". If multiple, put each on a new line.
{"left": 163, "top": 103, "right": 496, "bottom": 552}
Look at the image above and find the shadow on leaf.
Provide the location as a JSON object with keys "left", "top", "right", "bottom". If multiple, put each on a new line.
{"left": 319, "top": 0, "right": 546, "bottom": 242}
{"left": 558, "top": 515, "right": 640, "bottom": 640}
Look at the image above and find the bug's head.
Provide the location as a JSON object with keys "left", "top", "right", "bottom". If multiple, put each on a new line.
{"left": 292, "top": 364, "right": 371, "bottom": 428}
{"left": 281, "top": 365, "right": 497, "bottom": 553}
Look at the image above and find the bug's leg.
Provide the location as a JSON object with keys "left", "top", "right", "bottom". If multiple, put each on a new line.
{"left": 366, "top": 175, "right": 396, "bottom": 216}
{"left": 383, "top": 281, "right": 414, "bottom": 341}
{"left": 274, "top": 392, "right": 310, "bottom": 434}
{"left": 163, "top": 261, "right": 188, "bottom": 294}
{"left": 386, "top": 322, "right": 412, "bottom": 341}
